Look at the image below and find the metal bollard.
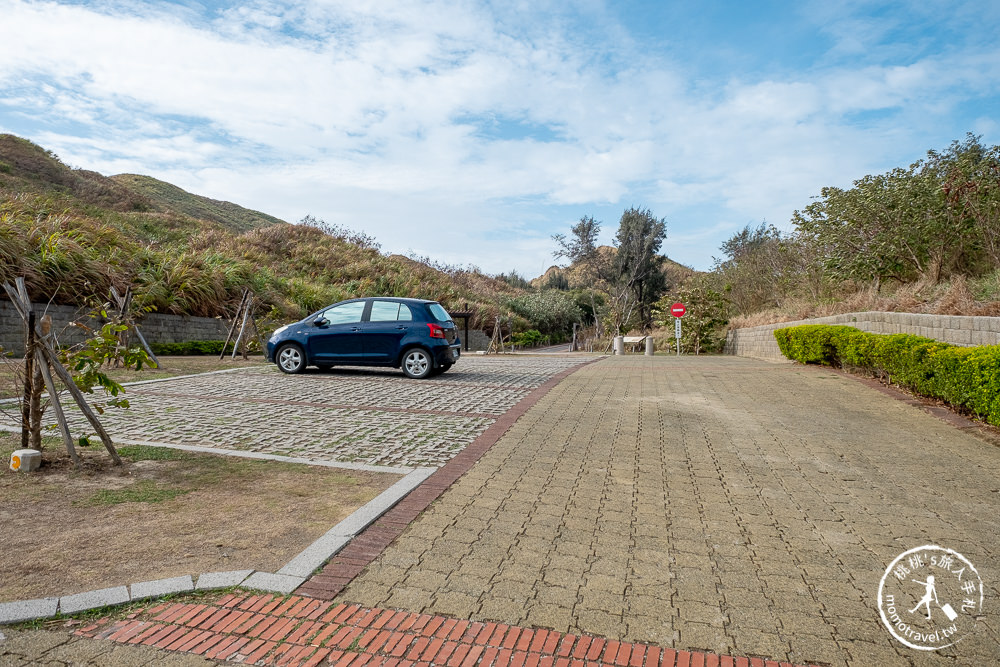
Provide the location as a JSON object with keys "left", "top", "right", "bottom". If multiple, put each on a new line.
{"left": 645, "top": 336, "right": 654, "bottom": 356}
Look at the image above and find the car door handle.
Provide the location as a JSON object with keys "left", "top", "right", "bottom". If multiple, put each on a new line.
{"left": 351, "top": 327, "right": 362, "bottom": 331}
{"left": 396, "top": 326, "right": 408, "bottom": 330}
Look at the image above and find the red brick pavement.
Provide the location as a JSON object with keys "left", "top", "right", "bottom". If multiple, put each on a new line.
{"left": 75, "top": 593, "right": 817, "bottom": 667}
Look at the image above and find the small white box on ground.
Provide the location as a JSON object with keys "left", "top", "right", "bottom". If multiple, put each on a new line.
{"left": 10, "top": 449, "right": 41, "bottom": 472}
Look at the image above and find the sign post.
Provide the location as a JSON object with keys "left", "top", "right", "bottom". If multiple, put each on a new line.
{"left": 671, "top": 302, "right": 685, "bottom": 355}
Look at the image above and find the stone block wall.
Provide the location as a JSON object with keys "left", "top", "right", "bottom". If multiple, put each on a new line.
{"left": 1, "top": 298, "right": 491, "bottom": 355}
{"left": 464, "top": 329, "right": 491, "bottom": 352}
{"left": 725, "top": 311, "right": 1000, "bottom": 360}
{"left": 0, "top": 300, "right": 230, "bottom": 356}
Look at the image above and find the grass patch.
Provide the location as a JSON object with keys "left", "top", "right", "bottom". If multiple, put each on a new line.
{"left": 79, "top": 480, "right": 189, "bottom": 506}
{"left": 117, "top": 445, "right": 192, "bottom": 462}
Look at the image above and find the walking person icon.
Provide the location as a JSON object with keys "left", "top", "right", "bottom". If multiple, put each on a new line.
{"left": 909, "top": 575, "right": 938, "bottom": 620}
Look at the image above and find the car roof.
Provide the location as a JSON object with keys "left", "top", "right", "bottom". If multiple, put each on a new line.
{"left": 338, "top": 297, "right": 437, "bottom": 304}
{"left": 303, "top": 296, "right": 442, "bottom": 322}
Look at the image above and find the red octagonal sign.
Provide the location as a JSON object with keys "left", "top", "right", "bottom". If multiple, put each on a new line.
{"left": 670, "top": 302, "right": 686, "bottom": 317}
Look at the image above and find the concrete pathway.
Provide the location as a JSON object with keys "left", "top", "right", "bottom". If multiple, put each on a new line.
{"left": 332, "top": 356, "right": 999, "bottom": 666}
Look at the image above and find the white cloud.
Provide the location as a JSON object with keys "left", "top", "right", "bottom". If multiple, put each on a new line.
{"left": 1, "top": 0, "right": 998, "bottom": 274}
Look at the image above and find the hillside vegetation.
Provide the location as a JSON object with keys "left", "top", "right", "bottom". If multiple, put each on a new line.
{"left": 112, "top": 174, "right": 285, "bottom": 231}
{"left": 0, "top": 134, "right": 520, "bottom": 327}
{"left": 658, "top": 134, "right": 1000, "bottom": 352}
{"left": 533, "top": 249, "right": 695, "bottom": 292}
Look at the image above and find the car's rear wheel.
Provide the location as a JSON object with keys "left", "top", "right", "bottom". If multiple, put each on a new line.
{"left": 401, "top": 348, "right": 433, "bottom": 379}
{"left": 276, "top": 343, "right": 306, "bottom": 374}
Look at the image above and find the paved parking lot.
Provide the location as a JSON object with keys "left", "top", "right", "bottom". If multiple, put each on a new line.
{"left": 16, "top": 353, "right": 1000, "bottom": 667}
{"left": 60, "top": 356, "right": 589, "bottom": 469}
{"left": 334, "top": 355, "right": 999, "bottom": 667}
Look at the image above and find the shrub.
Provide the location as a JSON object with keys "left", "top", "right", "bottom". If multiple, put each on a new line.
{"left": 512, "top": 329, "right": 544, "bottom": 347}
{"left": 149, "top": 340, "right": 230, "bottom": 355}
{"left": 774, "top": 325, "right": 1000, "bottom": 426}
{"left": 507, "top": 290, "right": 583, "bottom": 337}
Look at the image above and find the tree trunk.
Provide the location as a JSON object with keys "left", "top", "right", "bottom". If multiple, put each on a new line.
{"left": 20, "top": 311, "right": 35, "bottom": 449}
{"left": 29, "top": 364, "right": 43, "bottom": 450}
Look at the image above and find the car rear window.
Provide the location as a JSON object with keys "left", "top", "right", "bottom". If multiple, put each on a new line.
{"left": 428, "top": 303, "right": 452, "bottom": 323}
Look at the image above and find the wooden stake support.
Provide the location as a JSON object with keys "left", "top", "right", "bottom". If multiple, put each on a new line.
{"left": 486, "top": 317, "right": 509, "bottom": 355}
{"left": 110, "top": 286, "right": 159, "bottom": 368}
{"left": 3, "top": 278, "right": 120, "bottom": 467}
{"left": 221, "top": 289, "right": 265, "bottom": 360}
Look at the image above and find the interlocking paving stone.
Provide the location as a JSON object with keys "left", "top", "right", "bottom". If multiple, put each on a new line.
{"left": 333, "top": 355, "right": 1000, "bottom": 666}
{"left": 38, "top": 357, "right": 588, "bottom": 468}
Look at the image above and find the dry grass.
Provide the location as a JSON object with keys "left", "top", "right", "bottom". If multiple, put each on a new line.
{"left": 0, "top": 432, "right": 400, "bottom": 602}
{"left": 2, "top": 135, "right": 525, "bottom": 327}
{"left": 729, "top": 277, "right": 1000, "bottom": 329}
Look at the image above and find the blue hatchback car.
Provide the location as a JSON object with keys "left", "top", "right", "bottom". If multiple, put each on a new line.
{"left": 266, "top": 297, "right": 461, "bottom": 379}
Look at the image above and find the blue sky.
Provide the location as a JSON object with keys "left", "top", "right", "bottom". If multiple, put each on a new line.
{"left": 1, "top": 0, "right": 998, "bottom": 277}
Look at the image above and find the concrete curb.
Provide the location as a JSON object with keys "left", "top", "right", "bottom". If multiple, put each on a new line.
{"left": 0, "top": 598, "right": 58, "bottom": 624}
{"left": 0, "top": 466, "right": 434, "bottom": 624}
{"left": 58, "top": 586, "right": 130, "bottom": 616}
{"left": 0, "top": 365, "right": 261, "bottom": 407}
{"left": 240, "top": 573, "right": 306, "bottom": 595}
{"left": 277, "top": 467, "right": 435, "bottom": 578}
{"left": 129, "top": 576, "right": 194, "bottom": 602}
{"left": 91, "top": 438, "right": 418, "bottom": 476}
{"left": 194, "top": 570, "right": 254, "bottom": 591}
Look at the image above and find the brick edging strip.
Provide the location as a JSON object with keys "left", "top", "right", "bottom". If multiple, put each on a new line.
{"left": 75, "top": 593, "right": 817, "bottom": 667}
{"left": 296, "top": 357, "right": 604, "bottom": 600}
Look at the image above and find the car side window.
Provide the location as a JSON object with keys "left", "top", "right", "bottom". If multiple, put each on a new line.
{"left": 369, "top": 301, "right": 401, "bottom": 322}
{"left": 321, "top": 301, "right": 366, "bottom": 325}
{"left": 397, "top": 304, "right": 413, "bottom": 321}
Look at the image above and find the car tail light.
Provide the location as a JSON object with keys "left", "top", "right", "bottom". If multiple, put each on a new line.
{"left": 427, "top": 323, "right": 446, "bottom": 339}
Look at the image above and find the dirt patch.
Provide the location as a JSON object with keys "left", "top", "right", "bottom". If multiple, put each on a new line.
{"left": 0, "top": 433, "right": 400, "bottom": 602}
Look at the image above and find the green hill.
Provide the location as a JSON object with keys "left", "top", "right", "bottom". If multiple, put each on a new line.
{"left": 112, "top": 174, "right": 285, "bottom": 232}
{"left": 0, "top": 135, "right": 521, "bottom": 326}
{"left": 0, "top": 134, "right": 152, "bottom": 212}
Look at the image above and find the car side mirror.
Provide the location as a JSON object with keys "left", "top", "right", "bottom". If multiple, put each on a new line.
{"left": 313, "top": 317, "right": 328, "bottom": 327}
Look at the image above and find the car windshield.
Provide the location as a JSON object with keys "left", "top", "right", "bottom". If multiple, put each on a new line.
{"left": 428, "top": 303, "right": 452, "bottom": 323}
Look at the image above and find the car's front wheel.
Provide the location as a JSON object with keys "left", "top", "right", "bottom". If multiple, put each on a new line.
{"left": 401, "top": 348, "right": 433, "bottom": 379}
{"left": 276, "top": 343, "right": 306, "bottom": 374}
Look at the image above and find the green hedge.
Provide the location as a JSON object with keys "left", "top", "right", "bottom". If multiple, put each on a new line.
{"left": 774, "top": 325, "right": 1000, "bottom": 426}
{"left": 148, "top": 340, "right": 227, "bottom": 356}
